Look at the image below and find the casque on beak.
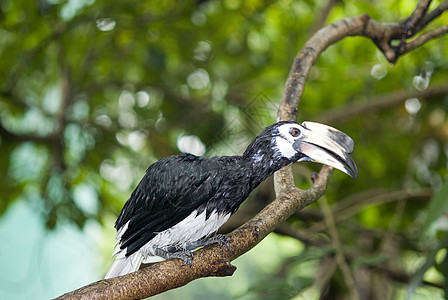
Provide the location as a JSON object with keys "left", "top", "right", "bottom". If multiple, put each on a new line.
{"left": 293, "top": 121, "right": 358, "bottom": 179}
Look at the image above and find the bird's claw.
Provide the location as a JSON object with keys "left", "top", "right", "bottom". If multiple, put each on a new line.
{"left": 199, "top": 234, "right": 230, "bottom": 250}
{"left": 171, "top": 250, "right": 194, "bottom": 267}
{"left": 185, "top": 234, "right": 231, "bottom": 251}
{"left": 213, "top": 234, "right": 230, "bottom": 251}
{"left": 154, "top": 247, "right": 194, "bottom": 267}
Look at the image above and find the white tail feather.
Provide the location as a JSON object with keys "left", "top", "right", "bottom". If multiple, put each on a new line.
{"left": 104, "top": 252, "right": 144, "bottom": 279}
{"left": 104, "top": 251, "right": 167, "bottom": 279}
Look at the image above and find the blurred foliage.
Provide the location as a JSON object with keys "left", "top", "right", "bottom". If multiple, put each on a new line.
{"left": 1, "top": 0, "right": 448, "bottom": 298}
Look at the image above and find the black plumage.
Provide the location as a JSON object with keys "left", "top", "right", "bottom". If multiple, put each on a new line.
{"left": 116, "top": 155, "right": 248, "bottom": 256}
{"left": 105, "top": 121, "right": 357, "bottom": 278}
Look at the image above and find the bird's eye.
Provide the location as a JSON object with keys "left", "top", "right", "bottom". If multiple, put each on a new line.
{"left": 290, "top": 127, "right": 300, "bottom": 137}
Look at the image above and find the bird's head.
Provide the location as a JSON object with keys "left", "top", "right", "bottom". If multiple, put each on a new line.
{"left": 245, "top": 121, "right": 358, "bottom": 179}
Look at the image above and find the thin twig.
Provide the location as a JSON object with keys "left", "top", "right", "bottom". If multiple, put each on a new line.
{"left": 315, "top": 84, "right": 448, "bottom": 124}
{"left": 406, "top": 25, "right": 448, "bottom": 51}
{"left": 310, "top": 0, "right": 338, "bottom": 35}
{"left": 417, "top": 0, "right": 448, "bottom": 32}
{"left": 306, "top": 189, "right": 433, "bottom": 235}
{"left": 403, "top": 0, "right": 433, "bottom": 37}
{"left": 320, "top": 197, "right": 361, "bottom": 300}
{"left": 274, "top": 223, "right": 328, "bottom": 246}
{"left": 310, "top": 257, "right": 338, "bottom": 296}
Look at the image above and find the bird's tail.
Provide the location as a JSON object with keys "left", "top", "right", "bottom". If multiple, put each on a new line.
{"left": 104, "top": 251, "right": 167, "bottom": 279}
{"left": 104, "top": 252, "right": 144, "bottom": 279}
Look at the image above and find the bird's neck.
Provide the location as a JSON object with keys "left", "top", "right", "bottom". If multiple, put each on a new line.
{"left": 243, "top": 145, "right": 294, "bottom": 189}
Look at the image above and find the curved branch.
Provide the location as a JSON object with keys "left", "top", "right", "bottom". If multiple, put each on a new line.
{"left": 277, "top": 14, "right": 371, "bottom": 122}
{"left": 276, "top": 9, "right": 448, "bottom": 123}
{"left": 276, "top": 4, "right": 447, "bottom": 124}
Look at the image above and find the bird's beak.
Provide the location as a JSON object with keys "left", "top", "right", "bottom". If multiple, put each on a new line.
{"left": 293, "top": 121, "right": 358, "bottom": 179}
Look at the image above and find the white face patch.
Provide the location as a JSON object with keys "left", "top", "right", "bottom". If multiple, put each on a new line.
{"left": 274, "top": 123, "right": 302, "bottom": 159}
{"left": 274, "top": 136, "right": 297, "bottom": 159}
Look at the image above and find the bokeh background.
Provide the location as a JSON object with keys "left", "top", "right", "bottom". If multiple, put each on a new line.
{"left": 1, "top": 0, "right": 448, "bottom": 299}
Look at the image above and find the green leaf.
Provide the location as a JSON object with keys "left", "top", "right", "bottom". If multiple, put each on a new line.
{"left": 421, "top": 181, "right": 448, "bottom": 237}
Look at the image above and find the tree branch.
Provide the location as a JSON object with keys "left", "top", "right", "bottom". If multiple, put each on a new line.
{"left": 403, "top": 0, "right": 432, "bottom": 38}
{"left": 277, "top": 14, "right": 371, "bottom": 122}
{"left": 417, "top": 1, "right": 448, "bottom": 32}
{"left": 406, "top": 25, "right": 448, "bottom": 51}
{"left": 56, "top": 1, "right": 448, "bottom": 297}
{"left": 276, "top": 8, "right": 448, "bottom": 123}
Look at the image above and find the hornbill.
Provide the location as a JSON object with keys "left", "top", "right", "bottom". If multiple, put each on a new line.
{"left": 105, "top": 121, "right": 357, "bottom": 278}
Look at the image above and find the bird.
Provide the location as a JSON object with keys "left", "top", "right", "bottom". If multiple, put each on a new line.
{"left": 105, "top": 121, "right": 357, "bottom": 278}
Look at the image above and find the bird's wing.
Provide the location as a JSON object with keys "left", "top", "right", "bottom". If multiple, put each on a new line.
{"left": 115, "top": 154, "right": 224, "bottom": 256}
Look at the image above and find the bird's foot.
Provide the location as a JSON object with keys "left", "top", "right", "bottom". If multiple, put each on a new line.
{"left": 185, "top": 234, "right": 230, "bottom": 251}
{"left": 154, "top": 247, "right": 194, "bottom": 266}
{"left": 208, "top": 234, "right": 231, "bottom": 250}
